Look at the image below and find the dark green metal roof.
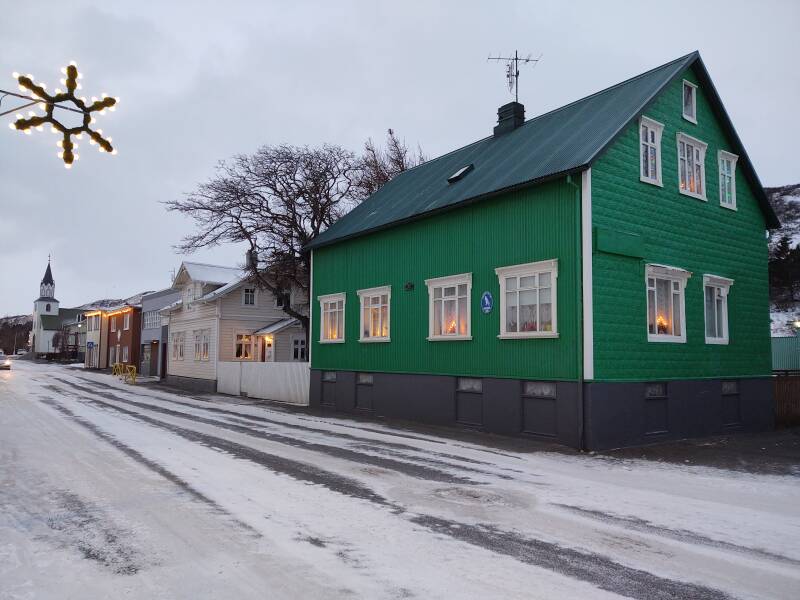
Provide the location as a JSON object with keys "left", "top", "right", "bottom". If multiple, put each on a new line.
{"left": 40, "top": 309, "right": 83, "bottom": 331}
{"left": 307, "top": 51, "right": 778, "bottom": 250}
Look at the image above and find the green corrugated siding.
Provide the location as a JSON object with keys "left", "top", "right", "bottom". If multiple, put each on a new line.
{"left": 591, "top": 67, "right": 771, "bottom": 381}
{"left": 772, "top": 336, "right": 800, "bottom": 371}
{"left": 312, "top": 178, "right": 581, "bottom": 380}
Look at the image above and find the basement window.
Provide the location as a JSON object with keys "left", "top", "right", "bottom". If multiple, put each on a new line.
{"left": 457, "top": 378, "right": 482, "bottom": 393}
{"left": 447, "top": 163, "right": 474, "bottom": 184}
{"left": 646, "top": 264, "right": 690, "bottom": 343}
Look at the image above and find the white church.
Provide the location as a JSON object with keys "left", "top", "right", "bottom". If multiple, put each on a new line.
{"left": 29, "top": 259, "right": 82, "bottom": 356}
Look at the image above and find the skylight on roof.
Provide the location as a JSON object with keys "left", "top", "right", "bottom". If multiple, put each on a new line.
{"left": 447, "top": 163, "right": 474, "bottom": 184}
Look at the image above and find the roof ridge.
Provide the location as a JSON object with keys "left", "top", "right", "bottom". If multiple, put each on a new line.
{"left": 379, "top": 52, "right": 699, "bottom": 181}
{"left": 181, "top": 260, "right": 240, "bottom": 270}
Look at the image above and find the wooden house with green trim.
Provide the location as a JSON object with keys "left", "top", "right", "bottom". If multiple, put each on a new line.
{"left": 305, "top": 52, "right": 779, "bottom": 450}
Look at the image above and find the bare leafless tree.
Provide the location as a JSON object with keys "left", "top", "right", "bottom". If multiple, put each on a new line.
{"left": 165, "top": 132, "right": 423, "bottom": 335}
{"left": 355, "top": 129, "right": 425, "bottom": 198}
{"left": 164, "top": 144, "right": 361, "bottom": 332}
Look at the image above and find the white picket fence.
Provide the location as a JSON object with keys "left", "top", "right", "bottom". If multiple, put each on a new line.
{"left": 217, "top": 361, "right": 309, "bottom": 406}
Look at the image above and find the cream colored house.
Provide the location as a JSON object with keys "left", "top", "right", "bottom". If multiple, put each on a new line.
{"left": 163, "top": 261, "right": 308, "bottom": 399}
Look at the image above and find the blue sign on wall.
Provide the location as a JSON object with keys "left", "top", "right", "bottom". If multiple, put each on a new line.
{"left": 480, "top": 291, "right": 493, "bottom": 314}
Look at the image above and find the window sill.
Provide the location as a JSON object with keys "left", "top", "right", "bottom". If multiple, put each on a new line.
{"left": 705, "top": 337, "right": 729, "bottom": 345}
{"left": 679, "top": 189, "right": 706, "bottom": 201}
{"left": 720, "top": 202, "right": 737, "bottom": 211}
{"left": 647, "top": 335, "right": 686, "bottom": 344}
{"left": 319, "top": 339, "right": 345, "bottom": 344}
{"left": 359, "top": 337, "right": 391, "bottom": 343}
{"left": 427, "top": 335, "right": 472, "bottom": 342}
{"left": 640, "top": 176, "right": 663, "bottom": 187}
{"left": 682, "top": 113, "right": 697, "bottom": 125}
{"left": 498, "top": 332, "right": 559, "bottom": 339}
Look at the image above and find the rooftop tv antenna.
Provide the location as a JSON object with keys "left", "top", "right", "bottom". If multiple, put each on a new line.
{"left": 487, "top": 51, "right": 542, "bottom": 104}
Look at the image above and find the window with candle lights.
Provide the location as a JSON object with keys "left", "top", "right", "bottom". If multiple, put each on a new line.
{"left": 319, "top": 293, "right": 346, "bottom": 342}
{"left": 496, "top": 259, "right": 558, "bottom": 338}
{"left": 235, "top": 333, "right": 254, "bottom": 359}
{"left": 426, "top": 273, "right": 471, "bottom": 340}
{"left": 358, "top": 286, "right": 391, "bottom": 342}
{"left": 677, "top": 133, "right": 707, "bottom": 200}
{"left": 704, "top": 275, "right": 733, "bottom": 344}
{"left": 646, "top": 264, "right": 690, "bottom": 343}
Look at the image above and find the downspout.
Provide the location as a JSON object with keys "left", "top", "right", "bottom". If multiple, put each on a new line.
{"left": 566, "top": 172, "right": 586, "bottom": 451}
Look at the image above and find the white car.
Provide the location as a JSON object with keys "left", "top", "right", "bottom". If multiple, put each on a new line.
{"left": 0, "top": 353, "right": 10, "bottom": 370}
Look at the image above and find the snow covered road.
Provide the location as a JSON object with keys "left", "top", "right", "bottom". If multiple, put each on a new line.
{"left": 1, "top": 361, "right": 798, "bottom": 599}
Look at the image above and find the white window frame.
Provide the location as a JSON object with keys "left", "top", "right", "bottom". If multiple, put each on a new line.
{"left": 682, "top": 80, "right": 697, "bottom": 124}
{"left": 242, "top": 286, "right": 257, "bottom": 307}
{"left": 646, "top": 264, "right": 691, "bottom": 343}
{"left": 201, "top": 329, "right": 210, "bottom": 361}
{"left": 194, "top": 330, "right": 202, "bottom": 361}
{"left": 123, "top": 312, "right": 130, "bottom": 330}
{"left": 357, "top": 285, "right": 391, "bottom": 343}
{"left": 234, "top": 331, "right": 255, "bottom": 360}
{"left": 676, "top": 133, "right": 707, "bottom": 201}
{"left": 425, "top": 273, "right": 472, "bottom": 341}
{"left": 177, "top": 332, "right": 185, "bottom": 360}
{"left": 122, "top": 345, "right": 129, "bottom": 363}
{"left": 290, "top": 333, "right": 307, "bottom": 361}
{"left": 319, "top": 292, "right": 346, "bottom": 343}
{"left": 704, "top": 275, "right": 733, "bottom": 345}
{"left": 110, "top": 316, "right": 117, "bottom": 332}
{"left": 718, "top": 150, "right": 738, "bottom": 210}
{"left": 495, "top": 259, "right": 559, "bottom": 339}
{"left": 639, "top": 116, "right": 664, "bottom": 187}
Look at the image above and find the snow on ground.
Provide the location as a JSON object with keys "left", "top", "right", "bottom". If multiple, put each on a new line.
{"left": 1, "top": 362, "right": 799, "bottom": 599}
{"left": 771, "top": 305, "right": 800, "bottom": 336}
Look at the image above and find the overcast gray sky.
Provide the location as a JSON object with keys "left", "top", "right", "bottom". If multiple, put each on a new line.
{"left": 1, "top": 0, "right": 797, "bottom": 316}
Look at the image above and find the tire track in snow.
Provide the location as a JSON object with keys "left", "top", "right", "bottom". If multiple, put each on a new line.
{"left": 53, "top": 377, "right": 477, "bottom": 485}
{"left": 37, "top": 391, "right": 262, "bottom": 538}
{"left": 554, "top": 503, "right": 800, "bottom": 568}
{"left": 43, "top": 383, "right": 394, "bottom": 508}
{"left": 73, "top": 374, "right": 512, "bottom": 470}
{"left": 43, "top": 376, "right": 741, "bottom": 600}
{"left": 413, "top": 515, "right": 732, "bottom": 600}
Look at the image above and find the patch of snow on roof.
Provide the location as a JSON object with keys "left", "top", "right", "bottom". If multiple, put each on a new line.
{"left": 181, "top": 262, "right": 242, "bottom": 285}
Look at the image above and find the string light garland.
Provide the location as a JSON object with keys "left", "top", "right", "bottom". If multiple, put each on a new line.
{"left": 6, "top": 61, "right": 118, "bottom": 168}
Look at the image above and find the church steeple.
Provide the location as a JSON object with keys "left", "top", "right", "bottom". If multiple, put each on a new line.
{"left": 40, "top": 256, "right": 56, "bottom": 300}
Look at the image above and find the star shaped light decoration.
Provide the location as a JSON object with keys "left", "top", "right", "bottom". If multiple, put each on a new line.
{"left": 8, "top": 61, "right": 118, "bottom": 168}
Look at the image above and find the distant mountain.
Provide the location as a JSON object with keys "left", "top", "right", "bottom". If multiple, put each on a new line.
{"left": 767, "top": 184, "right": 800, "bottom": 336}
{"left": 0, "top": 314, "right": 32, "bottom": 327}
{"left": 77, "top": 291, "right": 154, "bottom": 310}
{"left": 766, "top": 184, "right": 800, "bottom": 252}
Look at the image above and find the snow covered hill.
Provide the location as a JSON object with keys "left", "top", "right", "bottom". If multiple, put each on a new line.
{"left": 767, "top": 183, "right": 800, "bottom": 336}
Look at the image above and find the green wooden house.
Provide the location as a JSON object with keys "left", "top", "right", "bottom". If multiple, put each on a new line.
{"left": 305, "top": 52, "right": 779, "bottom": 450}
